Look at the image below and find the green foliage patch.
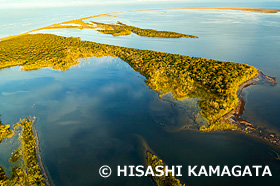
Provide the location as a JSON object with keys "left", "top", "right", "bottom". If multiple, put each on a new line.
{"left": 0, "top": 119, "right": 45, "bottom": 186}
{"left": 147, "top": 151, "right": 185, "bottom": 186}
{"left": 91, "top": 21, "right": 198, "bottom": 38}
{"left": 0, "top": 122, "right": 13, "bottom": 143}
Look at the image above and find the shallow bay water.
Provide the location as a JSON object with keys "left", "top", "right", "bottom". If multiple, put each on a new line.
{"left": 0, "top": 57, "right": 279, "bottom": 185}
{"left": 0, "top": 3, "right": 280, "bottom": 186}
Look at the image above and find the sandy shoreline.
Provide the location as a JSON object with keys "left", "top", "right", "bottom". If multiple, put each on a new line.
{"left": 223, "top": 71, "right": 280, "bottom": 146}
{"left": 32, "top": 120, "right": 51, "bottom": 186}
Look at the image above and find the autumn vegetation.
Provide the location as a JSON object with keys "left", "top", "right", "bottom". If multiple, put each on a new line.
{"left": 0, "top": 121, "right": 13, "bottom": 143}
{"left": 147, "top": 151, "right": 185, "bottom": 186}
{"left": 0, "top": 33, "right": 259, "bottom": 130}
{"left": 91, "top": 21, "right": 198, "bottom": 38}
{"left": 0, "top": 119, "right": 45, "bottom": 186}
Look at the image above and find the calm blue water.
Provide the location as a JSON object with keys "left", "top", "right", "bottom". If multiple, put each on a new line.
{"left": 33, "top": 7, "right": 280, "bottom": 133}
{"left": 1, "top": 1, "right": 279, "bottom": 38}
{"left": 1, "top": 57, "right": 279, "bottom": 186}
{"left": 1, "top": 2, "right": 280, "bottom": 186}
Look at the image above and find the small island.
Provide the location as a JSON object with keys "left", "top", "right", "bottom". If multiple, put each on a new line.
{"left": 91, "top": 21, "right": 198, "bottom": 38}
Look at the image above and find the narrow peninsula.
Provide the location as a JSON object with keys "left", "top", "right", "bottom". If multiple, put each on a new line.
{"left": 0, "top": 33, "right": 258, "bottom": 131}
{"left": 0, "top": 119, "right": 47, "bottom": 186}
{"left": 91, "top": 21, "right": 198, "bottom": 38}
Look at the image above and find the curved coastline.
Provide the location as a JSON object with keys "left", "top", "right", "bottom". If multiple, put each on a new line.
{"left": 174, "top": 71, "right": 280, "bottom": 147}
{"left": 222, "top": 71, "right": 280, "bottom": 146}
{"left": 0, "top": 32, "right": 277, "bottom": 146}
{"left": 221, "top": 72, "right": 260, "bottom": 122}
